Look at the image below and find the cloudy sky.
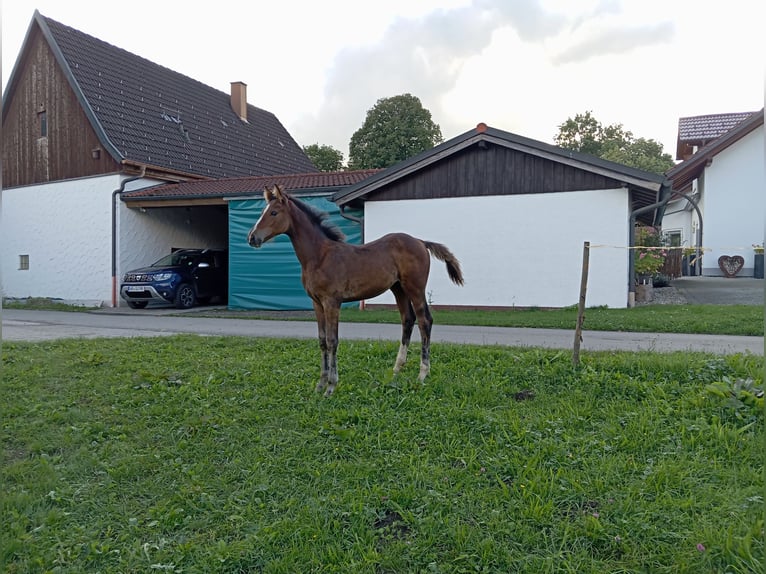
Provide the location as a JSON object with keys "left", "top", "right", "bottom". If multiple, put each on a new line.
{"left": 2, "top": 0, "right": 763, "bottom": 163}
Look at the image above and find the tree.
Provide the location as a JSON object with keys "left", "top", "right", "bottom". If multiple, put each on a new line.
{"left": 303, "top": 143, "right": 344, "bottom": 172}
{"left": 554, "top": 111, "right": 674, "bottom": 174}
{"left": 348, "top": 94, "right": 443, "bottom": 170}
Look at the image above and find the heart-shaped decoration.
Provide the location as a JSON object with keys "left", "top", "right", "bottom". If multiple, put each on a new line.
{"left": 718, "top": 255, "right": 744, "bottom": 277}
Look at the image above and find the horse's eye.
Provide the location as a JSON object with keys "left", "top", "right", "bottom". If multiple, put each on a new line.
{"left": 270, "top": 210, "right": 278, "bottom": 216}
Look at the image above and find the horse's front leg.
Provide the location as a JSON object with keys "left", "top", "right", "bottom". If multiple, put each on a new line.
{"left": 313, "top": 301, "right": 330, "bottom": 394}
{"left": 322, "top": 304, "right": 341, "bottom": 397}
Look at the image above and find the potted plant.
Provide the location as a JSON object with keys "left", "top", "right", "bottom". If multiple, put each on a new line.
{"left": 634, "top": 226, "right": 666, "bottom": 285}
{"left": 633, "top": 226, "right": 667, "bottom": 303}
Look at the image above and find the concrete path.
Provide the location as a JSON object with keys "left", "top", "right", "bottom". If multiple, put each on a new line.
{"left": 672, "top": 276, "right": 764, "bottom": 305}
{"left": 2, "top": 308, "right": 762, "bottom": 355}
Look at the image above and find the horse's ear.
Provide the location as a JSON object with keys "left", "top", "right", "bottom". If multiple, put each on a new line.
{"left": 273, "top": 184, "right": 287, "bottom": 203}
{"left": 263, "top": 185, "right": 274, "bottom": 202}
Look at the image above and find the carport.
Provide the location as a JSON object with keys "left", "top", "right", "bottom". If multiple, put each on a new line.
{"left": 120, "top": 171, "right": 375, "bottom": 309}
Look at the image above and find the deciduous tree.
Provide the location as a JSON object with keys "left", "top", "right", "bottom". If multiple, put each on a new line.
{"left": 555, "top": 111, "right": 674, "bottom": 174}
{"left": 348, "top": 94, "right": 443, "bottom": 170}
{"left": 303, "top": 143, "right": 344, "bottom": 172}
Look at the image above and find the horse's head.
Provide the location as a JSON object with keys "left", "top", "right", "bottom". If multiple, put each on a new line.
{"left": 247, "top": 184, "right": 291, "bottom": 248}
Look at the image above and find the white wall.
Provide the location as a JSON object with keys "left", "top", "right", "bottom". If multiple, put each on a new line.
{"left": 0, "top": 174, "right": 227, "bottom": 307}
{"left": 702, "top": 126, "right": 765, "bottom": 275}
{"left": 364, "top": 189, "right": 631, "bottom": 309}
{"left": 1, "top": 175, "right": 119, "bottom": 305}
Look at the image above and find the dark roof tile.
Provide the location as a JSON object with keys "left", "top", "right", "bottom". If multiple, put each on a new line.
{"left": 38, "top": 12, "right": 317, "bottom": 178}
{"left": 678, "top": 111, "right": 756, "bottom": 142}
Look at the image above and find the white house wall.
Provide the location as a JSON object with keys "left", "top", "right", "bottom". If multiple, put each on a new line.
{"left": 701, "top": 127, "right": 765, "bottom": 275}
{"left": 364, "top": 189, "right": 630, "bottom": 309}
{"left": 1, "top": 175, "right": 120, "bottom": 305}
{"left": 0, "top": 174, "right": 227, "bottom": 307}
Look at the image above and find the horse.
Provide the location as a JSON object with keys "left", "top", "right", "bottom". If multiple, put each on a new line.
{"left": 247, "top": 184, "right": 464, "bottom": 397}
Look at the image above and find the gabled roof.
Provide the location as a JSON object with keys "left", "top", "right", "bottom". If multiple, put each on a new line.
{"left": 2, "top": 10, "right": 317, "bottom": 179}
{"left": 121, "top": 170, "right": 381, "bottom": 206}
{"left": 667, "top": 109, "right": 764, "bottom": 193}
{"left": 676, "top": 111, "right": 756, "bottom": 160}
{"left": 333, "top": 122, "right": 669, "bottom": 215}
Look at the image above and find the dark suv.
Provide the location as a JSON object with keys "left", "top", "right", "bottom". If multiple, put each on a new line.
{"left": 120, "top": 249, "right": 228, "bottom": 309}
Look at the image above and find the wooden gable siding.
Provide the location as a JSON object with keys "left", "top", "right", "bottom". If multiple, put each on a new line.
{"left": 2, "top": 28, "right": 119, "bottom": 188}
{"left": 365, "top": 143, "right": 625, "bottom": 201}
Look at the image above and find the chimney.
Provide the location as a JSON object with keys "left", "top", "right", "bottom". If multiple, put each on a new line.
{"left": 230, "top": 81, "right": 248, "bottom": 122}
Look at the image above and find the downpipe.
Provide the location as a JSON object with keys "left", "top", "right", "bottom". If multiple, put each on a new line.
{"left": 111, "top": 167, "right": 146, "bottom": 307}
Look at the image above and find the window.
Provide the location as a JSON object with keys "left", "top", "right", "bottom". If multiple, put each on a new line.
{"left": 38, "top": 111, "right": 47, "bottom": 137}
{"left": 664, "top": 230, "right": 682, "bottom": 247}
{"left": 19, "top": 254, "right": 29, "bottom": 270}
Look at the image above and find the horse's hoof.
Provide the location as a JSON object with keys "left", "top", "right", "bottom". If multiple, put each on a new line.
{"left": 323, "top": 386, "right": 335, "bottom": 398}
{"left": 316, "top": 381, "right": 327, "bottom": 393}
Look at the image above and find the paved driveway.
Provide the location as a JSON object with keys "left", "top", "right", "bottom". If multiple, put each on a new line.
{"left": 672, "top": 276, "right": 764, "bottom": 305}
{"left": 2, "top": 308, "right": 762, "bottom": 355}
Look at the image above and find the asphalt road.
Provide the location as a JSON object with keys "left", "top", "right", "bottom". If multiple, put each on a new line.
{"left": 2, "top": 306, "right": 763, "bottom": 355}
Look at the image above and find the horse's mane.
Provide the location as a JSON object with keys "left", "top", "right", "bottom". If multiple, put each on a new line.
{"left": 289, "top": 195, "right": 346, "bottom": 242}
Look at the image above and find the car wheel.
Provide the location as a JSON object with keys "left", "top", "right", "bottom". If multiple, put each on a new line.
{"left": 127, "top": 301, "right": 148, "bottom": 309}
{"left": 174, "top": 283, "right": 196, "bottom": 309}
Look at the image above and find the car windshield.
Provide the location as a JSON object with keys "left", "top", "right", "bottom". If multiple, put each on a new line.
{"left": 151, "top": 252, "right": 198, "bottom": 268}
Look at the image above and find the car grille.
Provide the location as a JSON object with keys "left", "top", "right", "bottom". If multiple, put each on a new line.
{"left": 125, "top": 273, "right": 153, "bottom": 282}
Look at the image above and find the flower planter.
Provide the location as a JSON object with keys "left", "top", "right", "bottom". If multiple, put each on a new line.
{"left": 635, "top": 275, "right": 653, "bottom": 303}
{"left": 755, "top": 253, "right": 764, "bottom": 279}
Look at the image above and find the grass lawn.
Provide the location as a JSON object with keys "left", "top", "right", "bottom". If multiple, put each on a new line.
{"left": 2, "top": 335, "right": 763, "bottom": 573}
{"left": 4, "top": 296, "right": 765, "bottom": 336}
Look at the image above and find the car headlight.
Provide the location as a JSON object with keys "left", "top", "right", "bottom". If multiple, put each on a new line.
{"left": 152, "top": 273, "right": 173, "bottom": 281}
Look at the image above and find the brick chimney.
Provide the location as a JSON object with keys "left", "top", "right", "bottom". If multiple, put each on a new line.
{"left": 230, "top": 81, "right": 248, "bottom": 122}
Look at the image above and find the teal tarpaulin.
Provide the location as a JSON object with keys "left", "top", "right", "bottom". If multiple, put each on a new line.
{"left": 228, "top": 196, "right": 362, "bottom": 310}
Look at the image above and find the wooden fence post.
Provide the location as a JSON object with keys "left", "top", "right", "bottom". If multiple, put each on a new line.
{"left": 573, "top": 241, "right": 590, "bottom": 366}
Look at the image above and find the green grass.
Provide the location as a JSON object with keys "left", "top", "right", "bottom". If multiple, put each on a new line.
{"left": 2, "top": 335, "right": 763, "bottom": 573}
{"left": 2, "top": 297, "right": 95, "bottom": 312}
{"left": 212, "top": 305, "right": 764, "bottom": 336}
{"left": 4, "top": 296, "right": 765, "bottom": 336}
{"left": 341, "top": 305, "right": 765, "bottom": 336}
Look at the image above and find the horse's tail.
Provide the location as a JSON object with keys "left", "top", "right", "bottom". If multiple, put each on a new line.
{"left": 423, "top": 241, "right": 465, "bottom": 286}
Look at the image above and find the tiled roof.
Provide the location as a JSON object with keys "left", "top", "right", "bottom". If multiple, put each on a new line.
{"left": 667, "top": 109, "right": 763, "bottom": 192}
{"left": 678, "top": 112, "right": 756, "bottom": 142}
{"left": 37, "top": 11, "right": 317, "bottom": 178}
{"left": 122, "top": 170, "right": 381, "bottom": 202}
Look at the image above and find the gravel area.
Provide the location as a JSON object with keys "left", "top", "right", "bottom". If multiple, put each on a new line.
{"left": 635, "top": 285, "right": 687, "bottom": 306}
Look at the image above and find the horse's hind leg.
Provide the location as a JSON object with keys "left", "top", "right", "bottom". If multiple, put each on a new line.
{"left": 391, "top": 283, "right": 416, "bottom": 374}
{"left": 410, "top": 292, "right": 433, "bottom": 381}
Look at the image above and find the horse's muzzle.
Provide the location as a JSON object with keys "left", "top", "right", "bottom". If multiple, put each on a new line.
{"left": 248, "top": 233, "right": 263, "bottom": 248}
{"left": 252, "top": 233, "right": 263, "bottom": 249}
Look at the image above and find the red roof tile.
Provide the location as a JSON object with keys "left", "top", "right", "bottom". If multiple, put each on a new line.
{"left": 122, "top": 170, "right": 382, "bottom": 201}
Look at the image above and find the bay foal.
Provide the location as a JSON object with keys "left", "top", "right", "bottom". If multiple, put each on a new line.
{"left": 247, "top": 185, "right": 464, "bottom": 396}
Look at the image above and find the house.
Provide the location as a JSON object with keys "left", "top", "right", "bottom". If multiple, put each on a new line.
{"left": 121, "top": 170, "right": 379, "bottom": 309}
{"left": 1, "top": 10, "right": 317, "bottom": 307}
{"left": 675, "top": 111, "right": 757, "bottom": 161}
{"left": 664, "top": 110, "right": 764, "bottom": 277}
{"left": 333, "top": 123, "right": 671, "bottom": 309}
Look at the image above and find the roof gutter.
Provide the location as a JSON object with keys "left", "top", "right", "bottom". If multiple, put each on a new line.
{"left": 112, "top": 167, "right": 147, "bottom": 307}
